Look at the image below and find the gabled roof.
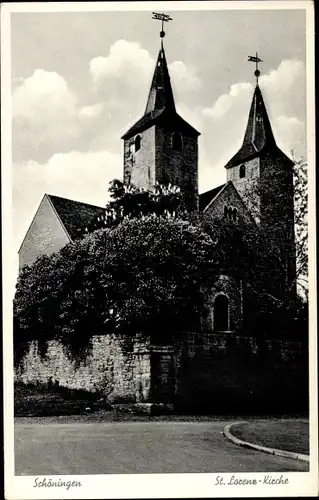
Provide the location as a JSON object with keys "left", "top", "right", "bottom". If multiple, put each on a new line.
{"left": 199, "top": 183, "right": 226, "bottom": 211}
{"left": 225, "top": 84, "right": 277, "bottom": 169}
{"left": 47, "top": 194, "right": 105, "bottom": 240}
{"left": 202, "top": 181, "right": 258, "bottom": 227}
{"left": 121, "top": 45, "right": 200, "bottom": 140}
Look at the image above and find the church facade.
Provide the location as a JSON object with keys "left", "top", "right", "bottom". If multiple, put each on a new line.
{"left": 18, "top": 38, "right": 296, "bottom": 337}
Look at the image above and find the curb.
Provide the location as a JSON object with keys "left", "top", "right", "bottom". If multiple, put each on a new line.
{"left": 223, "top": 422, "right": 310, "bottom": 462}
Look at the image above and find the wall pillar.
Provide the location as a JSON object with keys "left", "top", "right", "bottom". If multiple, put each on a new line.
{"left": 150, "top": 345, "right": 175, "bottom": 404}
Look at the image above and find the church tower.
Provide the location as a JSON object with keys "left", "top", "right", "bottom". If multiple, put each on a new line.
{"left": 121, "top": 29, "right": 200, "bottom": 211}
{"left": 225, "top": 63, "right": 296, "bottom": 296}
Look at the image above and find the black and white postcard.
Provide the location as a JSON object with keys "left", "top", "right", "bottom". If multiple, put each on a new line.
{"left": 2, "top": 1, "right": 318, "bottom": 498}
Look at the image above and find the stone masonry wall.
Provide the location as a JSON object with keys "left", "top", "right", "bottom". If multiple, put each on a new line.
{"left": 15, "top": 333, "right": 151, "bottom": 403}
{"left": 123, "top": 125, "right": 198, "bottom": 211}
{"left": 15, "top": 331, "right": 307, "bottom": 413}
{"left": 227, "top": 157, "right": 261, "bottom": 223}
{"left": 170, "top": 332, "right": 308, "bottom": 413}
{"left": 204, "top": 183, "right": 255, "bottom": 228}
{"left": 155, "top": 126, "right": 198, "bottom": 210}
{"left": 123, "top": 127, "right": 156, "bottom": 190}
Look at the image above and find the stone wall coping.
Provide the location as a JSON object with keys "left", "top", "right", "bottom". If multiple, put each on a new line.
{"left": 19, "top": 332, "right": 303, "bottom": 353}
{"left": 133, "top": 349, "right": 151, "bottom": 355}
{"left": 150, "top": 345, "right": 174, "bottom": 353}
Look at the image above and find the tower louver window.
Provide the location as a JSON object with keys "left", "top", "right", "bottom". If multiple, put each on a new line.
{"left": 172, "top": 132, "right": 183, "bottom": 151}
{"left": 135, "top": 135, "right": 141, "bottom": 152}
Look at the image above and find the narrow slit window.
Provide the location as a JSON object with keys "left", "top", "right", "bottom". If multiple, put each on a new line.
{"left": 172, "top": 132, "right": 183, "bottom": 152}
{"left": 239, "top": 164, "right": 246, "bottom": 178}
{"left": 233, "top": 208, "right": 238, "bottom": 222}
{"left": 134, "top": 135, "right": 141, "bottom": 152}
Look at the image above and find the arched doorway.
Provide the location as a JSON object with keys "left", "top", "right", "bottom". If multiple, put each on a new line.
{"left": 214, "top": 294, "right": 229, "bottom": 331}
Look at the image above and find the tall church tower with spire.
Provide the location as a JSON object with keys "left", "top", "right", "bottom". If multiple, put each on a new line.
{"left": 225, "top": 78, "right": 296, "bottom": 296}
{"left": 121, "top": 35, "right": 200, "bottom": 211}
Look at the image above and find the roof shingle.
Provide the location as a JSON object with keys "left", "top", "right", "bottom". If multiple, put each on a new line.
{"left": 199, "top": 184, "right": 226, "bottom": 211}
{"left": 47, "top": 194, "right": 105, "bottom": 240}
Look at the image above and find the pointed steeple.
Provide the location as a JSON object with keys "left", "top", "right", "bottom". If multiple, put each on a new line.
{"left": 145, "top": 45, "right": 176, "bottom": 114}
{"left": 225, "top": 84, "right": 277, "bottom": 169}
{"left": 122, "top": 42, "right": 199, "bottom": 140}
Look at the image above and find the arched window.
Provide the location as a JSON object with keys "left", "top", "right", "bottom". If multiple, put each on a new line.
{"left": 239, "top": 164, "right": 246, "bottom": 178}
{"left": 214, "top": 295, "right": 229, "bottom": 332}
{"left": 134, "top": 135, "right": 141, "bottom": 153}
{"left": 171, "top": 132, "right": 183, "bottom": 152}
{"left": 224, "top": 206, "right": 238, "bottom": 222}
{"left": 232, "top": 208, "right": 237, "bottom": 222}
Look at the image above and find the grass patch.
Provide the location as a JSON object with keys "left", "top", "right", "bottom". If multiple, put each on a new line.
{"left": 231, "top": 419, "right": 309, "bottom": 455}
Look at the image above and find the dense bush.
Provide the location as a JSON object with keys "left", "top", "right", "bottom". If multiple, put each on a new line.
{"left": 14, "top": 216, "right": 217, "bottom": 359}
{"left": 14, "top": 177, "right": 308, "bottom": 365}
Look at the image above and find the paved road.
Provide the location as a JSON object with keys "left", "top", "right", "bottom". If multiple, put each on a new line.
{"left": 15, "top": 421, "right": 308, "bottom": 475}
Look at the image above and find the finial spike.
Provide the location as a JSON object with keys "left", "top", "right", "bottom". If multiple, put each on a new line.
{"left": 248, "top": 53, "right": 263, "bottom": 84}
{"left": 152, "top": 12, "right": 173, "bottom": 41}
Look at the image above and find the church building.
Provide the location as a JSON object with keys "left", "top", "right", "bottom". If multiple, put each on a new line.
{"left": 18, "top": 28, "right": 296, "bottom": 335}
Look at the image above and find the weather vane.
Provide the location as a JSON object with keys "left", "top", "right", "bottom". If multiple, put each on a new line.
{"left": 248, "top": 53, "right": 263, "bottom": 84}
{"left": 152, "top": 12, "right": 173, "bottom": 41}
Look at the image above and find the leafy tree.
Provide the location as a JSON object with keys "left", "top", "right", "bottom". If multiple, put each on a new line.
{"left": 86, "top": 179, "right": 185, "bottom": 232}
{"left": 293, "top": 156, "right": 308, "bottom": 296}
{"left": 15, "top": 157, "right": 308, "bottom": 360}
{"left": 14, "top": 216, "right": 216, "bottom": 359}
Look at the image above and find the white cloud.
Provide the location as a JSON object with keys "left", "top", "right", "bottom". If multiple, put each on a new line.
{"left": 89, "top": 40, "right": 154, "bottom": 88}
{"left": 89, "top": 39, "right": 201, "bottom": 119}
{"left": 260, "top": 59, "right": 306, "bottom": 121}
{"left": 198, "top": 147, "right": 227, "bottom": 194}
{"left": 12, "top": 41, "right": 202, "bottom": 165}
{"left": 12, "top": 69, "right": 83, "bottom": 162}
{"left": 261, "top": 59, "right": 305, "bottom": 95}
{"left": 12, "top": 70, "right": 112, "bottom": 163}
{"left": 78, "top": 103, "right": 104, "bottom": 119}
{"left": 12, "top": 52, "right": 306, "bottom": 253}
{"left": 13, "top": 69, "right": 78, "bottom": 124}
{"left": 13, "top": 149, "right": 122, "bottom": 252}
{"left": 89, "top": 40, "right": 201, "bottom": 94}
{"left": 169, "top": 61, "right": 201, "bottom": 92}
{"left": 200, "top": 59, "right": 306, "bottom": 168}
{"left": 176, "top": 101, "right": 203, "bottom": 133}
{"left": 203, "top": 82, "right": 252, "bottom": 120}
{"left": 202, "top": 60, "right": 305, "bottom": 123}
{"left": 273, "top": 115, "right": 305, "bottom": 157}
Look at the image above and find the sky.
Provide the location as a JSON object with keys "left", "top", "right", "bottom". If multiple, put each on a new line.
{"left": 11, "top": 6, "right": 307, "bottom": 253}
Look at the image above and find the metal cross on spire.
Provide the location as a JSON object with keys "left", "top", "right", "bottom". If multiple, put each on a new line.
{"left": 152, "top": 12, "right": 173, "bottom": 45}
{"left": 248, "top": 52, "right": 263, "bottom": 84}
